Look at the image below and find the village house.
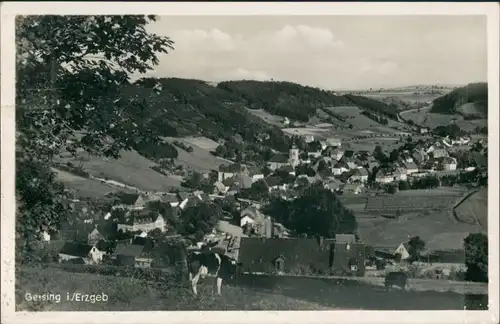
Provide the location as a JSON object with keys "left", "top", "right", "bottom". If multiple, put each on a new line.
{"left": 432, "top": 148, "right": 449, "bottom": 159}
{"left": 238, "top": 236, "right": 365, "bottom": 277}
{"left": 349, "top": 168, "right": 369, "bottom": 183}
{"left": 264, "top": 176, "right": 287, "bottom": 192}
{"left": 326, "top": 137, "right": 342, "bottom": 147}
{"left": 213, "top": 180, "right": 228, "bottom": 195}
{"left": 308, "top": 150, "right": 322, "bottom": 159}
{"left": 323, "top": 178, "right": 342, "bottom": 192}
{"left": 346, "top": 160, "right": 359, "bottom": 170}
{"left": 324, "top": 147, "right": 344, "bottom": 161}
{"left": 216, "top": 171, "right": 234, "bottom": 182}
{"left": 302, "top": 134, "right": 315, "bottom": 143}
{"left": 394, "top": 167, "right": 408, "bottom": 181}
{"left": 375, "top": 170, "right": 394, "bottom": 184}
{"left": 58, "top": 242, "right": 103, "bottom": 264}
{"left": 278, "top": 165, "right": 296, "bottom": 176}
{"left": 251, "top": 173, "right": 265, "bottom": 182}
{"left": 332, "top": 161, "right": 349, "bottom": 175}
{"left": 404, "top": 162, "right": 419, "bottom": 175}
{"left": 394, "top": 242, "right": 411, "bottom": 261}
{"left": 239, "top": 207, "right": 273, "bottom": 237}
{"left": 117, "top": 209, "right": 166, "bottom": 233}
{"left": 416, "top": 250, "right": 467, "bottom": 276}
{"left": 267, "top": 153, "right": 290, "bottom": 171}
{"left": 342, "top": 183, "right": 363, "bottom": 195}
{"left": 441, "top": 157, "right": 458, "bottom": 171}
{"left": 114, "top": 243, "right": 153, "bottom": 268}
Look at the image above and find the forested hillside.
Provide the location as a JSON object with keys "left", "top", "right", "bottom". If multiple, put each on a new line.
{"left": 430, "top": 83, "right": 488, "bottom": 117}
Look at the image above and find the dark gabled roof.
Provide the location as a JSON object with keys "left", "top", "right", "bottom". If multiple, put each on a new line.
{"left": 268, "top": 153, "right": 289, "bottom": 163}
{"left": 278, "top": 165, "right": 294, "bottom": 173}
{"left": 343, "top": 150, "right": 355, "bottom": 158}
{"left": 335, "top": 234, "right": 357, "bottom": 244}
{"left": 238, "top": 237, "right": 331, "bottom": 273}
{"left": 222, "top": 177, "right": 236, "bottom": 187}
{"left": 177, "top": 192, "right": 190, "bottom": 201}
{"left": 160, "top": 194, "right": 179, "bottom": 204}
{"left": 354, "top": 168, "right": 369, "bottom": 177}
{"left": 59, "top": 242, "right": 95, "bottom": 257}
{"left": 421, "top": 250, "right": 465, "bottom": 264}
{"left": 264, "top": 176, "right": 283, "bottom": 187}
{"left": 115, "top": 243, "right": 144, "bottom": 257}
{"left": 117, "top": 193, "right": 141, "bottom": 205}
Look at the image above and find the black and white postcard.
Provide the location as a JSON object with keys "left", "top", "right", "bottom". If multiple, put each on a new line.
{"left": 1, "top": 2, "right": 499, "bottom": 324}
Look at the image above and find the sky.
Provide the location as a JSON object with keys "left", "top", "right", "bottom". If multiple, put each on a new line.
{"left": 144, "top": 15, "right": 487, "bottom": 90}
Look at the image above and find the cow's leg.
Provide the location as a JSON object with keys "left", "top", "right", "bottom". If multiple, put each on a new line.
{"left": 216, "top": 277, "right": 223, "bottom": 296}
{"left": 191, "top": 272, "right": 200, "bottom": 296}
{"left": 189, "top": 272, "right": 193, "bottom": 281}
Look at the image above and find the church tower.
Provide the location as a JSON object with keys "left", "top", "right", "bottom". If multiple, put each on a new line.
{"left": 289, "top": 145, "right": 300, "bottom": 168}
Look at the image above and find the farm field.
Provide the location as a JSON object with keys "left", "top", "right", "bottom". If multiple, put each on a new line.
{"left": 363, "top": 92, "right": 444, "bottom": 104}
{"left": 52, "top": 168, "right": 136, "bottom": 199}
{"left": 454, "top": 188, "right": 488, "bottom": 230}
{"left": 326, "top": 106, "right": 407, "bottom": 131}
{"left": 181, "top": 136, "right": 221, "bottom": 151}
{"left": 54, "top": 150, "right": 182, "bottom": 192}
{"left": 357, "top": 211, "right": 483, "bottom": 251}
{"left": 245, "top": 108, "right": 286, "bottom": 127}
{"left": 365, "top": 194, "right": 463, "bottom": 212}
{"left": 163, "top": 137, "right": 232, "bottom": 172}
{"left": 16, "top": 266, "right": 483, "bottom": 311}
{"left": 401, "top": 109, "right": 486, "bottom": 132}
{"left": 343, "top": 137, "right": 401, "bottom": 153}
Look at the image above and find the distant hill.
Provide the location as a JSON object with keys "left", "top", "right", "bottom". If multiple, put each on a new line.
{"left": 217, "top": 80, "right": 352, "bottom": 122}
{"left": 430, "top": 83, "right": 488, "bottom": 117}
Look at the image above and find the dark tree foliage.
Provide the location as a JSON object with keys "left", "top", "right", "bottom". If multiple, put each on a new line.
{"left": 179, "top": 203, "right": 223, "bottom": 237}
{"left": 343, "top": 94, "right": 398, "bottom": 119}
{"left": 263, "top": 185, "right": 357, "bottom": 237}
{"left": 407, "top": 236, "right": 426, "bottom": 262}
{"left": 431, "top": 83, "right": 488, "bottom": 116}
{"left": 464, "top": 233, "right": 488, "bottom": 283}
{"left": 16, "top": 15, "right": 174, "bottom": 259}
{"left": 217, "top": 80, "right": 352, "bottom": 122}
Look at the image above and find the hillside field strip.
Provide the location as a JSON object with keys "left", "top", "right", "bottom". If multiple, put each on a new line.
{"left": 326, "top": 106, "right": 407, "bottom": 131}
{"left": 54, "top": 150, "right": 182, "bottom": 192}
{"left": 453, "top": 188, "right": 488, "bottom": 230}
{"left": 401, "top": 110, "right": 486, "bottom": 132}
{"left": 163, "top": 137, "right": 232, "bottom": 172}
{"left": 245, "top": 108, "right": 287, "bottom": 127}
{"left": 363, "top": 92, "right": 444, "bottom": 104}
{"left": 16, "top": 266, "right": 484, "bottom": 311}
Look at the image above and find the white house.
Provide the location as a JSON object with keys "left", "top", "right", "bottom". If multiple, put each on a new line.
{"left": 394, "top": 242, "right": 411, "bottom": 261}
{"left": 432, "top": 148, "right": 449, "bottom": 159}
{"left": 394, "top": 167, "right": 407, "bottom": 181}
{"left": 332, "top": 162, "right": 349, "bottom": 175}
{"left": 251, "top": 174, "right": 265, "bottom": 182}
{"left": 308, "top": 151, "right": 322, "bottom": 159}
{"left": 117, "top": 209, "right": 166, "bottom": 233}
{"left": 375, "top": 171, "right": 394, "bottom": 184}
{"left": 326, "top": 137, "right": 342, "bottom": 147}
{"left": 346, "top": 161, "right": 358, "bottom": 170}
{"left": 58, "top": 242, "right": 103, "bottom": 264}
{"left": 442, "top": 157, "right": 458, "bottom": 171}
{"left": 302, "top": 135, "right": 315, "bottom": 143}
{"left": 349, "top": 168, "right": 369, "bottom": 183}
{"left": 240, "top": 206, "right": 265, "bottom": 227}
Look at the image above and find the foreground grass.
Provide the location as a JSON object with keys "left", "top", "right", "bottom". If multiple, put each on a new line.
{"left": 16, "top": 266, "right": 332, "bottom": 311}
{"left": 16, "top": 266, "right": 488, "bottom": 311}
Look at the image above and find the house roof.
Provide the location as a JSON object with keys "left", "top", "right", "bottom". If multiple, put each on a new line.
{"left": 117, "top": 193, "right": 141, "bottom": 205}
{"left": 264, "top": 176, "right": 283, "bottom": 187}
{"left": 335, "top": 234, "right": 357, "bottom": 244}
{"left": 238, "top": 237, "right": 331, "bottom": 273}
{"left": 404, "top": 162, "right": 418, "bottom": 170}
{"left": 278, "top": 165, "right": 294, "bottom": 173}
{"left": 59, "top": 242, "right": 95, "bottom": 257}
{"left": 233, "top": 173, "right": 253, "bottom": 189}
{"left": 241, "top": 206, "right": 265, "bottom": 221}
{"left": 268, "top": 153, "right": 289, "bottom": 163}
{"left": 177, "top": 192, "right": 190, "bottom": 201}
{"left": 115, "top": 243, "right": 145, "bottom": 257}
{"left": 123, "top": 209, "right": 161, "bottom": 225}
{"left": 343, "top": 183, "right": 362, "bottom": 191}
{"left": 161, "top": 194, "right": 180, "bottom": 204}
{"left": 343, "top": 150, "right": 355, "bottom": 158}
{"left": 354, "top": 168, "right": 369, "bottom": 177}
{"left": 421, "top": 250, "right": 465, "bottom": 264}
{"left": 214, "top": 181, "right": 227, "bottom": 192}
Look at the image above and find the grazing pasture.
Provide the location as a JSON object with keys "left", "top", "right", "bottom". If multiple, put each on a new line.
{"left": 16, "top": 266, "right": 485, "bottom": 311}
{"left": 363, "top": 92, "right": 444, "bottom": 104}
{"left": 245, "top": 108, "right": 286, "bottom": 127}
{"left": 181, "top": 136, "right": 221, "bottom": 151}
{"left": 365, "top": 195, "right": 462, "bottom": 212}
{"left": 401, "top": 109, "right": 486, "bottom": 132}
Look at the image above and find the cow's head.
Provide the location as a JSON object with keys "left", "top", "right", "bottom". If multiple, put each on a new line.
{"left": 221, "top": 255, "right": 241, "bottom": 280}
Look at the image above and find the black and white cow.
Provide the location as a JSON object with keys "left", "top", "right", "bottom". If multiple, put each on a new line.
{"left": 186, "top": 248, "right": 239, "bottom": 296}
